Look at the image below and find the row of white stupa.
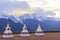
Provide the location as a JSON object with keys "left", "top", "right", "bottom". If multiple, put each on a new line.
{"left": 2, "top": 24, "right": 45, "bottom": 38}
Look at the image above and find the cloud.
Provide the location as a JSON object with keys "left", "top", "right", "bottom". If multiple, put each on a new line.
{"left": 46, "top": 11, "right": 56, "bottom": 16}
{"left": 0, "top": 11, "right": 11, "bottom": 19}
{"left": 32, "top": 7, "right": 45, "bottom": 16}
{"left": 0, "top": 1, "right": 30, "bottom": 11}
{"left": 32, "top": 7, "right": 56, "bottom": 17}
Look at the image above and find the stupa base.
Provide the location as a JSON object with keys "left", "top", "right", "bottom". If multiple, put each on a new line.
{"left": 2, "top": 35, "right": 14, "bottom": 38}
{"left": 19, "top": 34, "right": 31, "bottom": 37}
{"left": 34, "top": 33, "right": 45, "bottom": 36}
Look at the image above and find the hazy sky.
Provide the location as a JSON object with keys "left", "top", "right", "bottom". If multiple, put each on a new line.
{"left": 1, "top": 0, "right": 60, "bottom": 10}
{"left": 0, "top": 0, "right": 60, "bottom": 18}
{"left": 12, "top": 0, "right": 60, "bottom": 11}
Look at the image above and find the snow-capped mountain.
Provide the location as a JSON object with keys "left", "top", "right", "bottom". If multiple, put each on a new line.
{"left": 20, "top": 7, "right": 59, "bottom": 22}
{"left": 0, "top": 11, "right": 11, "bottom": 19}
{"left": 0, "top": 11, "right": 23, "bottom": 24}
{"left": 0, "top": 12, "right": 24, "bottom": 33}
{"left": 9, "top": 15, "right": 23, "bottom": 24}
{"left": 19, "top": 13, "right": 45, "bottom": 24}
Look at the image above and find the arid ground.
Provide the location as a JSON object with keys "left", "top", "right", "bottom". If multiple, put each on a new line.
{"left": 0, "top": 32, "right": 60, "bottom": 40}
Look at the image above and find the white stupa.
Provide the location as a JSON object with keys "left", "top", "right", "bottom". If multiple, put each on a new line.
{"left": 34, "top": 24, "right": 45, "bottom": 36}
{"left": 2, "top": 24, "right": 14, "bottom": 38}
{"left": 19, "top": 24, "right": 31, "bottom": 37}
